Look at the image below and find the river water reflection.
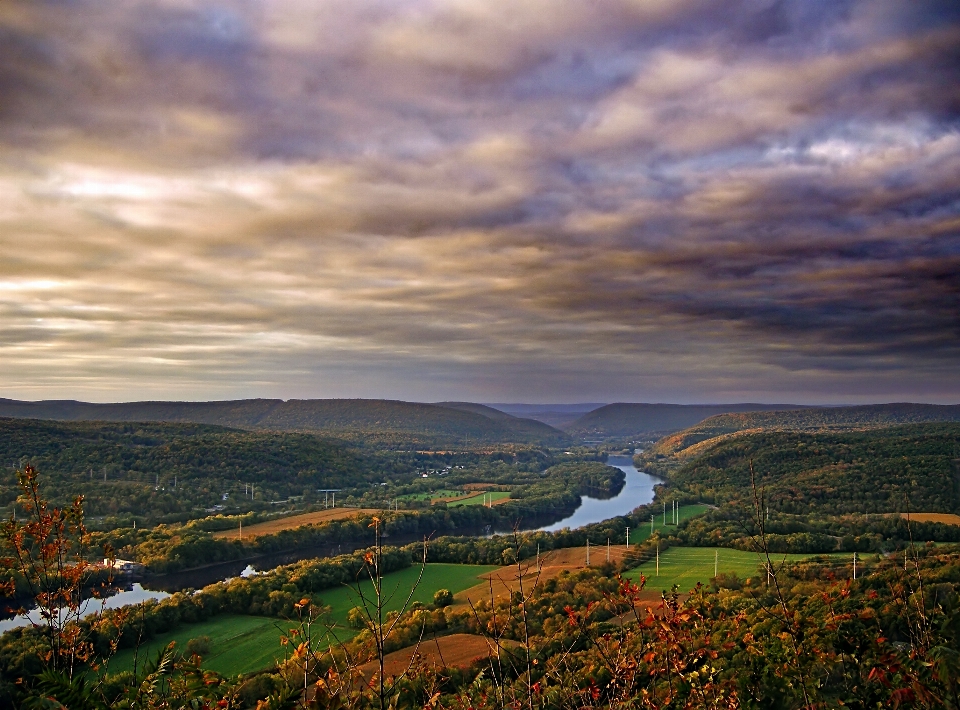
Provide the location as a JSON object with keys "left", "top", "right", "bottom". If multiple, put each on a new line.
{"left": 535, "top": 455, "right": 659, "bottom": 532}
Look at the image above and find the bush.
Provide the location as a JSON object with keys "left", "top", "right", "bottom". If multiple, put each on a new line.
{"left": 186, "top": 635, "right": 212, "bottom": 657}
{"left": 347, "top": 606, "right": 368, "bottom": 629}
{"left": 433, "top": 588, "right": 453, "bottom": 608}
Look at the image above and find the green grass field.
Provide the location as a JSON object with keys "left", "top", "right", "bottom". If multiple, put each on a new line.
{"left": 624, "top": 547, "right": 851, "bottom": 593}
{"left": 446, "top": 491, "right": 511, "bottom": 507}
{"left": 626, "top": 504, "right": 710, "bottom": 545}
{"left": 107, "top": 563, "right": 498, "bottom": 677}
{"left": 316, "top": 563, "right": 498, "bottom": 634}
{"left": 108, "top": 614, "right": 287, "bottom": 677}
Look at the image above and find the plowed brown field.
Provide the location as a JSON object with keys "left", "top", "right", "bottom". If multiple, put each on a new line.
{"left": 358, "top": 634, "right": 515, "bottom": 681}
{"left": 213, "top": 508, "right": 378, "bottom": 540}
{"left": 453, "top": 545, "right": 649, "bottom": 606}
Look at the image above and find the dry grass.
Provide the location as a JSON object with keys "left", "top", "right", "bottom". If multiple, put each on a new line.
{"left": 452, "top": 544, "right": 644, "bottom": 607}
{"left": 358, "top": 633, "right": 514, "bottom": 681}
{"left": 212, "top": 508, "right": 379, "bottom": 540}
{"left": 890, "top": 512, "right": 960, "bottom": 526}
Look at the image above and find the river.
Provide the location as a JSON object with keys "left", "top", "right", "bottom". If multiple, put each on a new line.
{"left": 535, "top": 454, "right": 659, "bottom": 531}
{"left": 1, "top": 455, "right": 658, "bottom": 632}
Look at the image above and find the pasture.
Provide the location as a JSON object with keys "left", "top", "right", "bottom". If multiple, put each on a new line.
{"left": 107, "top": 614, "right": 287, "bottom": 677}
{"left": 107, "top": 563, "right": 499, "bottom": 675}
{"left": 625, "top": 547, "right": 853, "bottom": 593}
{"left": 446, "top": 491, "right": 511, "bottom": 507}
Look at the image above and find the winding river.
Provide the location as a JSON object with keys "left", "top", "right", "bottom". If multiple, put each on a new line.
{"left": 1, "top": 455, "right": 659, "bottom": 632}
{"left": 536, "top": 454, "right": 659, "bottom": 531}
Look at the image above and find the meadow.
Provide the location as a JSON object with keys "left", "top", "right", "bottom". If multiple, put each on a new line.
{"left": 445, "top": 491, "right": 511, "bottom": 507}
{"left": 107, "top": 614, "right": 288, "bottom": 677}
{"left": 624, "top": 546, "right": 854, "bottom": 593}
{"left": 108, "top": 563, "right": 499, "bottom": 676}
{"left": 626, "top": 504, "right": 710, "bottom": 544}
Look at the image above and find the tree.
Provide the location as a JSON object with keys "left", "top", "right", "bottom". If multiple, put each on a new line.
{"left": 432, "top": 588, "right": 453, "bottom": 608}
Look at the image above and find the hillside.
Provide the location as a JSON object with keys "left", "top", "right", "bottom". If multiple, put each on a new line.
{"left": 668, "top": 423, "right": 960, "bottom": 515}
{"left": 0, "top": 417, "right": 372, "bottom": 523}
{"left": 565, "top": 402, "right": 806, "bottom": 440}
{"left": 0, "top": 398, "right": 568, "bottom": 447}
{"left": 648, "top": 403, "right": 960, "bottom": 458}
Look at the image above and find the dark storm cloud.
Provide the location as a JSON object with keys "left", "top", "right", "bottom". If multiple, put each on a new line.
{"left": 0, "top": 0, "right": 958, "bottom": 402}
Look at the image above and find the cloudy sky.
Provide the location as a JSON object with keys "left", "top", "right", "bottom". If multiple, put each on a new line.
{"left": 1, "top": 0, "right": 958, "bottom": 404}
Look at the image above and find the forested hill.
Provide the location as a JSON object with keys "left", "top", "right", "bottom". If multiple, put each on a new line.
{"left": 668, "top": 423, "right": 960, "bottom": 515}
{"left": 0, "top": 398, "right": 568, "bottom": 446}
{"left": 0, "top": 418, "right": 373, "bottom": 522}
{"left": 649, "top": 402, "right": 960, "bottom": 458}
{"left": 564, "top": 402, "right": 806, "bottom": 440}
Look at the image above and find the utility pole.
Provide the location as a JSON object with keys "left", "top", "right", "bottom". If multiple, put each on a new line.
{"left": 663, "top": 502, "right": 666, "bottom": 526}
{"left": 650, "top": 515, "right": 654, "bottom": 534}
{"left": 625, "top": 527, "right": 630, "bottom": 549}
{"left": 853, "top": 552, "right": 857, "bottom": 580}
{"left": 715, "top": 549, "right": 718, "bottom": 578}
{"left": 607, "top": 538, "right": 610, "bottom": 562}
{"left": 656, "top": 543, "right": 659, "bottom": 577}
{"left": 239, "top": 520, "right": 242, "bottom": 541}
{"left": 586, "top": 539, "right": 590, "bottom": 566}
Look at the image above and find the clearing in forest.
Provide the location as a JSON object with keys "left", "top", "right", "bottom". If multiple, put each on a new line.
{"left": 213, "top": 507, "right": 379, "bottom": 539}
{"left": 625, "top": 547, "right": 853, "bottom": 594}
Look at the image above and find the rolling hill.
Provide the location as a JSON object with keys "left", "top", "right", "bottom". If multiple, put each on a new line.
{"left": 648, "top": 403, "right": 960, "bottom": 458}
{"left": 564, "top": 402, "right": 807, "bottom": 440}
{"left": 667, "top": 423, "right": 960, "bottom": 515}
{"left": 0, "top": 398, "right": 568, "bottom": 446}
{"left": 0, "top": 417, "right": 373, "bottom": 522}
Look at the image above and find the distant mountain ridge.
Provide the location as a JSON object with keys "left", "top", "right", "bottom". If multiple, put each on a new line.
{"left": 565, "top": 402, "right": 809, "bottom": 439}
{"left": 0, "top": 398, "right": 568, "bottom": 446}
{"left": 485, "top": 403, "right": 607, "bottom": 430}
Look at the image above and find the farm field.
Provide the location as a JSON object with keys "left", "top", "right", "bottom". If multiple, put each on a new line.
{"left": 624, "top": 547, "right": 852, "bottom": 594}
{"left": 358, "top": 633, "right": 515, "bottom": 681}
{"left": 627, "top": 504, "right": 710, "bottom": 544}
{"left": 317, "top": 563, "right": 499, "bottom": 642}
{"left": 212, "top": 507, "right": 379, "bottom": 540}
{"left": 108, "top": 564, "right": 499, "bottom": 676}
{"left": 108, "top": 614, "right": 287, "bottom": 677}
{"left": 453, "top": 544, "right": 639, "bottom": 606}
{"left": 446, "top": 491, "right": 511, "bottom": 507}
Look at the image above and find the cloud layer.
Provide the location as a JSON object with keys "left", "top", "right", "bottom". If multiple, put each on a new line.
{"left": 1, "top": 0, "right": 958, "bottom": 403}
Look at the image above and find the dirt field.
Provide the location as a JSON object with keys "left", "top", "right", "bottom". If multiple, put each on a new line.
{"left": 891, "top": 512, "right": 960, "bottom": 525}
{"left": 359, "top": 634, "right": 514, "bottom": 681}
{"left": 453, "top": 544, "right": 646, "bottom": 607}
{"left": 213, "top": 508, "right": 379, "bottom": 540}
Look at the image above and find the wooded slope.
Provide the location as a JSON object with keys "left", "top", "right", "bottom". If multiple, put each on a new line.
{"left": 0, "top": 398, "right": 567, "bottom": 446}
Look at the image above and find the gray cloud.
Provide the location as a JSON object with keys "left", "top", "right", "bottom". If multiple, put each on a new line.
{"left": 0, "top": 0, "right": 958, "bottom": 403}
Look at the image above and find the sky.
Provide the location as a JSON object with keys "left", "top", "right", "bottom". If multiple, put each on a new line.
{"left": 0, "top": 0, "right": 958, "bottom": 405}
